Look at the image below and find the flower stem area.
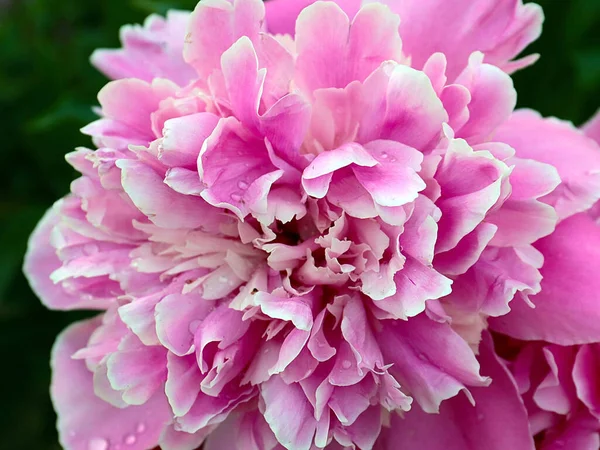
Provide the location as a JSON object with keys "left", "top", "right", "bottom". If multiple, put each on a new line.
{"left": 0, "top": 0, "right": 598, "bottom": 449}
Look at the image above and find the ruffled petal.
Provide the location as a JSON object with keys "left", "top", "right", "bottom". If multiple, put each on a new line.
{"left": 51, "top": 319, "right": 171, "bottom": 450}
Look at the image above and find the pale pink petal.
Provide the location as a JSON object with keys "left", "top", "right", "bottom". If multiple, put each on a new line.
{"left": 265, "top": 0, "right": 362, "bottom": 35}
{"left": 24, "top": 207, "right": 110, "bottom": 310}
{"left": 199, "top": 117, "right": 279, "bottom": 219}
{"left": 454, "top": 53, "right": 517, "bottom": 144}
{"left": 261, "top": 375, "right": 317, "bottom": 450}
{"left": 184, "top": 0, "right": 265, "bottom": 81}
{"left": 118, "top": 159, "right": 220, "bottom": 229}
{"left": 106, "top": 336, "right": 168, "bottom": 405}
{"left": 159, "top": 112, "right": 220, "bottom": 168}
{"left": 91, "top": 11, "right": 196, "bottom": 86}
{"left": 155, "top": 293, "right": 214, "bottom": 356}
{"left": 51, "top": 319, "right": 171, "bottom": 450}
{"left": 372, "top": 0, "right": 543, "bottom": 80}
{"left": 358, "top": 62, "right": 448, "bottom": 151}
{"left": 166, "top": 353, "right": 204, "bottom": 418}
{"left": 204, "top": 409, "right": 279, "bottom": 450}
{"left": 295, "top": 1, "right": 402, "bottom": 92}
{"left": 83, "top": 78, "right": 178, "bottom": 149}
{"left": 583, "top": 109, "right": 600, "bottom": 144}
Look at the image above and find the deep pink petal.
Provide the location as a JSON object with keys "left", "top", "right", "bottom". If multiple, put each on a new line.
{"left": 490, "top": 213, "right": 600, "bottom": 344}
{"left": 374, "top": 333, "right": 534, "bottom": 450}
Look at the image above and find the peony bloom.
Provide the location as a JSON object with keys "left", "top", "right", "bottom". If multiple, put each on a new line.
{"left": 23, "top": 0, "right": 600, "bottom": 449}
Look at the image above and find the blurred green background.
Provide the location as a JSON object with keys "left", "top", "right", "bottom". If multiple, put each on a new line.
{"left": 0, "top": 0, "right": 598, "bottom": 448}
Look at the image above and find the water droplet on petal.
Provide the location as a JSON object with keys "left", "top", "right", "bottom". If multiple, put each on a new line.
{"left": 342, "top": 360, "right": 352, "bottom": 369}
{"left": 124, "top": 434, "right": 136, "bottom": 445}
{"left": 231, "top": 193, "right": 242, "bottom": 202}
{"left": 218, "top": 276, "right": 228, "bottom": 283}
{"left": 88, "top": 438, "right": 108, "bottom": 450}
{"left": 136, "top": 423, "right": 146, "bottom": 434}
{"left": 380, "top": 152, "right": 388, "bottom": 159}
{"left": 237, "top": 181, "right": 249, "bottom": 190}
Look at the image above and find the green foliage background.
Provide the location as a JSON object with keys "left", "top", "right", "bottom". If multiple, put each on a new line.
{"left": 0, "top": 0, "right": 598, "bottom": 448}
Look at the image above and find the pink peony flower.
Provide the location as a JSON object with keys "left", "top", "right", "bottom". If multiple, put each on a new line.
{"left": 23, "top": 0, "right": 600, "bottom": 449}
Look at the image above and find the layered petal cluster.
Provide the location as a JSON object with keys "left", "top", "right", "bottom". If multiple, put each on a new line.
{"left": 22, "top": 0, "right": 600, "bottom": 449}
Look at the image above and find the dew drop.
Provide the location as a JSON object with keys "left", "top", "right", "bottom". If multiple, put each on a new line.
{"left": 88, "top": 438, "right": 108, "bottom": 450}
{"left": 124, "top": 434, "right": 137, "bottom": 445}
{"left": 237, "top": 180, "right": 249, "bottom": 190}
{"left": 342, "top": 360, "right": 352, "bottom": 369}
{"left": 218, "top": 276, "right": 229, "bottom": 283}
{"left": 136, "top": 423, "right": 146, "bottom": 434}
{"left": 380, "top": 152, "right": 388, "bottom": 159}
{"left": 231, "top": 193, "right": 242, "bottom": 202}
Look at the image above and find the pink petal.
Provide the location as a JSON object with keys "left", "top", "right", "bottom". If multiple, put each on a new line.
{"left": 117, "top": 159, "right": 219, "bottom": 229}
{"left": 51, "top": 319, "right": 171, "bottom": 450}
{"left": 485, "top": 157, "right": 559, "bottom": 247}
{"left": 166, "top": 353, "right": 203, "bottom": 418}
{"left": 573, "top": 344, "right": 600, "bottom": 421}
{"left": 265, "top": 0, "right": 362, "bottom": 35}
{"left": 23, "top": 207, "right": 109, "bottom": 310}
{"left": 493, "top": 109, "right": 600, "bottom": 220}
{"left": 583, "top": 109, "right": 600, "bottom": 145}
{"left": 358, "top": 62, "right": 448, "bottom": 151}
{"left": 377, "top": 314, "right": 489, "bottom": 413}
{"left": 106, "top": 335, "right": 168, "bottom": 405}
{"left": 204, "top": 409, "right": 279, "bottom": 450}
{"left": 373, "top": 256, "right": 452, "bottom": 320}
{"left": 374, "top": 333, "right": 535, "bottom": 450}
{"left": 261, "top": 375, "right": 317, "bottom": 450}
{"left": 155, "top": 293, "right": 214, "bottom": 356}
{"left": 199, "top": 117, "right": 279, "bottom": 219}
{"left": 159, "top": 112, "right": 220, "bottom": 168}
{"left": 490, "top": 213, "right": 600, "bottom": 344}
{"left": 375, "top": 0, "right": 543, "bottom": 80}
{"left": 295, "top": 1, "right": 402, "bottom": 92}
{"left": 91, "top": 11, "right": 196, "bottom": 86}
{"left": 454, "top": 53, "right": 517, "bottom": 144}
{"left": 83, "top": 78, "right": 178, "bottom": 149}
{"left": 184, "top": 0, "right": 265, "bottom": 81}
